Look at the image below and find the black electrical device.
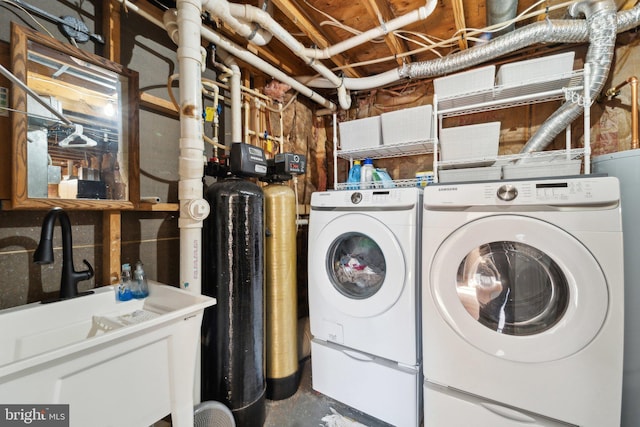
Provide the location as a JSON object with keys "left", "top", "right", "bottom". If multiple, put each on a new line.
{"left": 261, "top": 153, "right": 306, "bottom": 183}
{"left": 205, "top": 155, "right": 229, "bottom": 178}
{"left": 275, "top": 153, "right": 306, "bottom": 175}
{"left": 230, "top": 143, "right": 268, "bottom": 178}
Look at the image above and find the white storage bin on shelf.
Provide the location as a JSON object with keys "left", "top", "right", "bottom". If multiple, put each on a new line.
{"left": 502, "top": 159, "right": 582, "bottom": 179}
{"left": 439, "top": 166, "right": 502, "bottom": 183}
{"left": 433, "top": 63, "right": 590, "bottom": 184}
{"left": 338, "top": 116, "right": 382, "bottom": 150}
{"left": 434, "top": 65, "right": 496, "bottom": 99}
{"left": 439, "top": 122, "right": 501, "bottom": 162}
{"left": 496, "top": 51, "right": 575, "bottom": 89}
{"left": 381, "top": 105, "right": 433, "bottom": 145}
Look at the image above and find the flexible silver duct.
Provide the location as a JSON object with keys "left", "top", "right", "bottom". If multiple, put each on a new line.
{"left": 399, "top": 0, "right": 624, "bottom": 155}
{"left": 487, "top": 0, "right": 519, "bottom": 36}
{"left": 402, "top": 18, "right": 588, "bottom": 79}
{"left": 617, "top": 3, "right": 640, "bottom": 31}
{"left": 520, "top": 0, "right": 617, "bottom": 154}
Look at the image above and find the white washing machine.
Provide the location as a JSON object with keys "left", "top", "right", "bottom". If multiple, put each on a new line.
{"left": 421, "top": 176, "right": 624, "bottom": 427}
{"left": 308, "top": 187, "right": 422, "bottom": 427}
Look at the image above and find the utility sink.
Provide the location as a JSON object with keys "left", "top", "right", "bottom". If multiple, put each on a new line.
{"left": 0, "top": 281, "right": 215, "bottom": 427}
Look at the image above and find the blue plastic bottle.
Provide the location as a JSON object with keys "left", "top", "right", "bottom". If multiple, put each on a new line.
{"left": 347, "top": 160, "right": 362, "bottom": 189}
{"left": 118, "top": 263, "right": 133, "bottom": 301}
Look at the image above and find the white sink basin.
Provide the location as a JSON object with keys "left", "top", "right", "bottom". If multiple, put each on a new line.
{"left": 0, "top": 281, "right": 216, "bottom": 427}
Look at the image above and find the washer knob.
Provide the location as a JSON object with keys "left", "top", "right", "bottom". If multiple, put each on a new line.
{"left": 497, "top": 184, "right": 518, "bottom": 201}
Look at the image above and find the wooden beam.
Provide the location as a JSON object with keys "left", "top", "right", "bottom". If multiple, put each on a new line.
{"left": 103, "top": 0, "right": 121, "bottom": 64}
{"left": 140, "top": 92, "right": 179, "bottom": 118}
{"left": 103, "top": 211, "right": 122, "bottom": 285}
{"left": 361, "top": 0, "right": 409, "bottom": 67}
{"left": 270, "top": 0, "right": 363, "bottom": 78}
{"left": 102, "top": 0, "right": 122, "bottom": 287}
{"left": 0, "top": 42, "right": 11, "bottom": 201}
{"left": 452, "top": 0, "right": 468, "bottom": 50}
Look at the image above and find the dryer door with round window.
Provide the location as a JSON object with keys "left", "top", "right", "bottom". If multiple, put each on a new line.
{"left": 309, "top": 213, "right": 406, "bottom": 318}
{"left": 429, "top": 214, "right": 609, "bottom": 363}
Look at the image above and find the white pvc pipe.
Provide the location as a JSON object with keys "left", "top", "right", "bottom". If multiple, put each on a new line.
{"left": 175, "top": 0, "right": 209, "bottom": 295}
{"left": 199, "top": 23, "right": 337, "bottom": 111}
{"left": 164, "top": 9, "right": 336, "bottom": 111}
{"left": 333, "top": 113, "right": 338, "bottom": 186}
{"left": 243, "top": 99, "right": 250, "bottom": 144}
{"left": 200, "top": 0, "right": 272, "bottom": 45}
{"left": 302, "top": 0, "right": 437, "bottom": 59}
{"left": 217, "top": 49, "right": 242, "bottom": 142}
{"left": 117, "top": 0, "right": 166, "bottom": 28}
{"left": 203, "top": 0, "right": 352, "bottom": 110}
{"left": 300, "top": 68, "right": 404, "bottom": 91}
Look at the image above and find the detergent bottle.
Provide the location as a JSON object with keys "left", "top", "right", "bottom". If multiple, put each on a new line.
{"left": 347, "top": 160, "right": 362, "bottom": 189}
{"left": 360, "top": 158, "right": 375, "bottom": 189}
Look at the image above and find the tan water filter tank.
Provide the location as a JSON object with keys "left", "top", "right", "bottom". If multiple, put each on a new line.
{"left": 264, "top": 182, "right": 299, "bottom": 400}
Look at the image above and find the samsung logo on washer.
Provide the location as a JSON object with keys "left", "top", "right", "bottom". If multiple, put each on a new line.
{"left": 438, "top": 187, "right": 457, "bottom": 191}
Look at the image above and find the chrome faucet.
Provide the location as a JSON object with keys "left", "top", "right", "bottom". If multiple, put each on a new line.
{"left": 34, "top": 207, "right": 95, "bottom": 301}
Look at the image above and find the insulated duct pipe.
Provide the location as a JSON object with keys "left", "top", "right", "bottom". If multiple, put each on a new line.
{"left": 217, "top": 49, "right": 242, "bottom": 142}
{"left": 303, "top": 2, "right": 640, "bottom": 90}
{"left": 487, "top": 0, "right": 519, "bottom": 37}
{"left": 520, "top": 0, "right": 617, "bottom": 154}
{"left": 202, "top": 0, "right": 352, "bottom": 110}
{"left": 175, "top": 0, "right": 210, "bottom": 297}
{"left": 163, "top": 9, "right": 337, "bottom": 111}
{"left": 304, "top": 1, "right": 636, "bottom": 151}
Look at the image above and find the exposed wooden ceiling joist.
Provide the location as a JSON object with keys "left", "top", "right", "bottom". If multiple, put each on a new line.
{"left": 452, "top": 0, "right": 468, "bottom": 50}
{"left": 271, "top": 0, "right": 363, "bottom": 78}
{"left": 361, "top": 0, "right": 410, "bottom": 66}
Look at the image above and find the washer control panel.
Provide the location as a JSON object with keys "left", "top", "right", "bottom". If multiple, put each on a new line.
{"left": 310, "top": 187, "right": 422, "bottom": 209}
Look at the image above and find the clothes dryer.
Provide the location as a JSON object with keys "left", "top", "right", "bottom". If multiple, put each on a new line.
{"left": 309, "top": 187, "right": 422, "bottom": 427}
{"left": 421, "top": 176, "right": 623, "bottom": 427}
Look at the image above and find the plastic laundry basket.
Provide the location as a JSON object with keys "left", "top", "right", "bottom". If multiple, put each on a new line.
{"left": 194, "top": 401, "right": 235, "bottom": 427}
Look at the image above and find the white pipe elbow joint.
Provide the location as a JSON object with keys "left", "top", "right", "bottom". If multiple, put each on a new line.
{"left": 163, "top": 9, "right": 179, "bottom": 44}
{"left": 421, "top": 0, "right": 437, "bottom": 19}
{"left": 337, "top": 84, "right": 351, "bottom": 110}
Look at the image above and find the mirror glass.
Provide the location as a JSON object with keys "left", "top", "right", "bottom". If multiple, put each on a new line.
{"left": 11, "top": 23, "right": 138, "bottom": 209}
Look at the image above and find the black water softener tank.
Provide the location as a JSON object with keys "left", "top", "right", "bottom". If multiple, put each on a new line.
{"left": 202, "top": 143, "right": 267, "bottom": 427}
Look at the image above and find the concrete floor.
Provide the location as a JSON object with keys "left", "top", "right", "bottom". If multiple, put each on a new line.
{"left": 264, "top": 357, "right": 393, "bottom": 427}
{"left": 153, "top": 357, "right": 393, "bottom": 427}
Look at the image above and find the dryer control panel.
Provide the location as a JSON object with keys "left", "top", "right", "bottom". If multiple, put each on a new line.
{"left": 424, "top": 176, "right": 620, "bottom": 208}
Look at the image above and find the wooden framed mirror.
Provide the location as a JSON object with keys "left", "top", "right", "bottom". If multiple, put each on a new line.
{"left": 10, "top": 23, "right": 139, "bottom": 210}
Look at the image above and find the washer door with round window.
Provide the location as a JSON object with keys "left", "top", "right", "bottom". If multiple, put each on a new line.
{"left": 309, "top": 213, "right": 406, "bottom": 318}
{"left": 430, "top": 214, "right": 608, "bottom": 363}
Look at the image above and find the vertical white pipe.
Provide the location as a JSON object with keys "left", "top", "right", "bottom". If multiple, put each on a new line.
{"left": 244, "top": 99, "right": 250, "bottom": 143}
{"left": 333, "top": 113, "right": 338, "bottom": 188}
{"left": 176, "top": 0, "right": 211, "bottom": 412}
{"left": 176, "top": 0, "right": 207, "bottom": 293}
{"left": 584, "top": 62, "right": 591, "bottom": 174}
{"left": 217, "top": 49, "right": 242, "bottom": 142}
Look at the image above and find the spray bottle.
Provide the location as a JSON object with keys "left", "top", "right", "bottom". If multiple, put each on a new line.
{"left": 132, "top": 261, "right": 149, "bottom": 299}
